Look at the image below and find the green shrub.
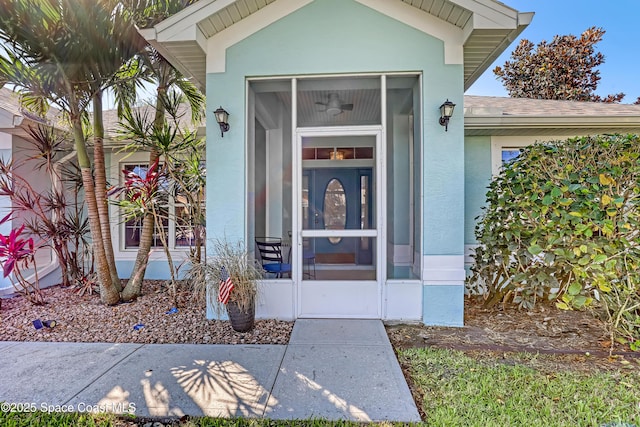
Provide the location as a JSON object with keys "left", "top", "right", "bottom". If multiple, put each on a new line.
{"left": 468, "top": 134, "right": 640, "bottom": 349}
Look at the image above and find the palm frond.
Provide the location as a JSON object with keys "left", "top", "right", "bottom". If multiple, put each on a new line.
{"left": 172, "top": 76, "right": 205, "bottom": 123}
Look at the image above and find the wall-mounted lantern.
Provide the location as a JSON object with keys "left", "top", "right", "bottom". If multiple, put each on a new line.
{"left": 438, "top": 99, "right": 456, "bottom": 131}
{"left": 214, "top": 106, "right": 230, "bottom": 137}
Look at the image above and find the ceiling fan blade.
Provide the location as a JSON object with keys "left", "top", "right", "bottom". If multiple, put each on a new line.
{"left": 315, "top": 102, "right": 327, "bottom": 111}
{"left": 341, "top": 104, "right": 353, "bottom": 111}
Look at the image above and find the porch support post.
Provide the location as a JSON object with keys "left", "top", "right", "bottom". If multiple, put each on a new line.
{"left": 205, "top": 74, "right": 246, "bottom": 320}
{"left": 422, "top": 255, "right": 465, "bottom": 326}
{"left": 421, "top": 70, "right": 465, "bottom": 327}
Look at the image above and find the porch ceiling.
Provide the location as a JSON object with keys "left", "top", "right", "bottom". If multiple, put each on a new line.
{"left": 141, "top": 0, "right": 532, "bottom": 91}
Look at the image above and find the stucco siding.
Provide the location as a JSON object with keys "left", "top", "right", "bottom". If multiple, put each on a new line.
{"left": 464, "top": 135, "right": 491, "bottom": 245}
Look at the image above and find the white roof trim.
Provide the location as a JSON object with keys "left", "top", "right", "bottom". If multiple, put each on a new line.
{"left": 140, "top": 27, "right": 207, "bottom": 88}
{"left": 206, "top": 0, "right": 313, "bottom": 74}
{"left": 154, "top": 0, "right": 231, "bottom": 42}
{"left": 141, "top": 0, "right": 532, "bottom": 87}
{"left": 457, "top": 0, "right": 522, "bottom": 29}
{"left": 464, "top": 115, "right": 640, "bottom": 132}
{"left": 462, "top": 11, "right": 532, "bottom": 90}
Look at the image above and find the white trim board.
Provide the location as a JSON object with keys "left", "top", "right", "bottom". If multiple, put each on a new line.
{"left": 422, "top": 255, "right": 465, "bottom": 283}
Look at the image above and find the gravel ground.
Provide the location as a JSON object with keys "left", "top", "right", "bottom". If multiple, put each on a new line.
{"left": 0, "top": 280, "right": 293, "bottom": 345}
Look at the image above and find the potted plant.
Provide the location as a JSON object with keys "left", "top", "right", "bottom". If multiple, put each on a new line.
{"left": 206, "top": 238, "right": 264, "bottom": 332}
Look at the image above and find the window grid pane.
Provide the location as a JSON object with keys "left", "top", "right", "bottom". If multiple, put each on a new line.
{"left": 502, "top": 149, "right": 520, "bottom": 164}
{"left": 121, "top": 162, "right": 205, "bottom": 249}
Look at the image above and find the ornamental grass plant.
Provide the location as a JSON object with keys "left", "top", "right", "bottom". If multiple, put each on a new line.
{"left": 203, "top": 238, "right": 264, "bottom": 316}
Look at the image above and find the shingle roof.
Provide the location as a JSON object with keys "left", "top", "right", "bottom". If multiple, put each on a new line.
{"left": 0, "top": 87, "right": 22, "bottom": 116}
{"left": 464, "top": 95, "right": 640, "bottom": 117}
{"left": 100, "top": 101, "right": 203, "bottom": 143}
{"left": 464, "top": 96, "right": 640, "bottom": 136}
{"left": 0, "top": 86, "right": 62, "bottom": 126}
{"left": 1, "top": 87, "right": 201, "bottom": 140}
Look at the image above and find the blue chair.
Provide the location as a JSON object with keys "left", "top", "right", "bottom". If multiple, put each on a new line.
{"left": 255, "top": 237, "right": 292, "bottom": 278}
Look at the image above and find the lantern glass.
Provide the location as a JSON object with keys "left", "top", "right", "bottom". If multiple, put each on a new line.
{"left": 440, "top": 100, "right": 455, "bottom": 119}
{"left": 214, "top": 107, "right": 229, "bottom": 125}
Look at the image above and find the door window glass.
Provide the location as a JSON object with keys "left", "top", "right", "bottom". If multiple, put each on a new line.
{"left": 324, "top": 178, "right": 346, "bottom": 244}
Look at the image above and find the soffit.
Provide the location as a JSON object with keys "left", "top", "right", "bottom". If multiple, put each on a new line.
{"left": 142, "top": 0, "right": 531, "bottom": 91}
{"left": 401, "top": 0, "right": 472, "bottom": 27}
{"left": 197, "top": 0, "right": 277, "bottom": 37}
{"left": 399, "top": 0, "right": 531, "bottom": 88}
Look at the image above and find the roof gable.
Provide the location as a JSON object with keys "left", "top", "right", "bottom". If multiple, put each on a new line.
{"left": 141, "top": 0, "right": 532, "bottom": 90}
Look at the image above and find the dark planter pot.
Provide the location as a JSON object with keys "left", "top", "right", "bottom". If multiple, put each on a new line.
{"left": 226, "top": 301, "right": 255, "bottom": 332}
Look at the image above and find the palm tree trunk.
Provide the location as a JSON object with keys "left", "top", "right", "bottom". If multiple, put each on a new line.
{"left": 121, "top": 72, "right": 168, "bottom": 300}
{"left": 71, "top": 114, "right": 120, "bottom": 305}
{"left": 120, "top": 151, "right": 158, "bottom": 301}
{"left": 93, "top": 94, "right": 122, "bottom": 292}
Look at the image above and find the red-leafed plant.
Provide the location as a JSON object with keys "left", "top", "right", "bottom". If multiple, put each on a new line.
{"left": 0, "top": 213, "right": 44, "bottom": 304}
{"left": 123, "top": 157, "right": 161, "bottom": 206}
{"left": 0, "top": 125, "right": 93, "bottom": 292}
{"left": 113, "top": 156, "right": 180, "bottom": 292}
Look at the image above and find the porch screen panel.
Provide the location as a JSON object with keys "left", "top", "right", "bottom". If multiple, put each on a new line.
{"left": 249, "top": 79, "right": 293, "bottom": 279}
{"left": 386, "top": 75, "right": 421, "bottom": 279}
{"left": 303, "top": 237, "right": 376, "bottom": 281}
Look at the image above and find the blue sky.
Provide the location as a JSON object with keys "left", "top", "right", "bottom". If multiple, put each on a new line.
{"left": 466, "top": 0, "right": 640, "bottom": 103}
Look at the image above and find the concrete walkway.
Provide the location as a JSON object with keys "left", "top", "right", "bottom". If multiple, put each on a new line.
{"left": 0, "top": 319, "right": 421, "bottom": 422}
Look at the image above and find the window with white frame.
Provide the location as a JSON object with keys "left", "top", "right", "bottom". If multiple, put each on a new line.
{"left": 120, "top": 161, "right": 205, "bottom": 251}
{"left": 490, "top": 136, "right": 560, "bottom": 175}
{"left": 501, "top": 148, "right": 521, "bottom": 164}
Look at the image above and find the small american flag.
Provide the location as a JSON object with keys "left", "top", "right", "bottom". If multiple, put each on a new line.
{"left": 218, "top": 266, "right": 234, "bottom": 305}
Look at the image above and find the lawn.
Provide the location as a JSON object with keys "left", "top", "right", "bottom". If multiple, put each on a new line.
{"left": 398, "top": 347, "right": 640, "bottom": 427}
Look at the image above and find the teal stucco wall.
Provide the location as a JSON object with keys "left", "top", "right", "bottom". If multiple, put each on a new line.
{"left": 464, "top": 136, "right": 492, "bottom": 245}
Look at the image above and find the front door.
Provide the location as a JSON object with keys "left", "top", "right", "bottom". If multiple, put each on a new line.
{"left": 306, "top": 168, "right": 373, "bottom": 266}
{"left": 295, "top": 129, "right": 382, "bottom": 318}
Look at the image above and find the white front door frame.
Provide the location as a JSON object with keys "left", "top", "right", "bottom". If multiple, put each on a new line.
{"left": 292, "top": 125, "right": 385, "bottom": 318}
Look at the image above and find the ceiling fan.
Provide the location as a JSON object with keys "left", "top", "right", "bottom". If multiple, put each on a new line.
{"left": 315, "top": 93, "right": 353, "bottom": 116}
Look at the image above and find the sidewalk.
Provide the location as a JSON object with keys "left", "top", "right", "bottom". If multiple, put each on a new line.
{"left": 0, "top": 319, "right": 421, "bottom": 422}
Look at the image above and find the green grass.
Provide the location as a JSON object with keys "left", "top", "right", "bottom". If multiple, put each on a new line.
{"left": 0, "top": 411, "right": 118, "bottom": 427}
{"left": 398, "top": 347, "right": 640, "bottom": 427}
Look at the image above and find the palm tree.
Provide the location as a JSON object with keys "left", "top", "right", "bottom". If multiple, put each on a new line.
{"left": 0, "top": 0, "right": 148, "bottom": 304}
{"left": 0, "top": 0, "right": 202, "bottom": 304}
{"left": 116, "top": 0, "right": 204, "bottom": 301}
{"left": 117, "top": 89, "right": 205, "bottom": 301}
